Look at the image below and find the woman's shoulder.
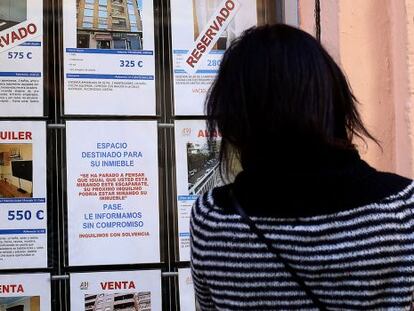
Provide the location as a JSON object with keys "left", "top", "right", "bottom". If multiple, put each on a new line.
{"left": 370, "top": 171, "right": 414, "bottom": 204}
{"left": 191, "top": 185, "right": 236, "bottom": 220}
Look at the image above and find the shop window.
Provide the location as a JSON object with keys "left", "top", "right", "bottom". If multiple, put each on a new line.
{"left": 113, "top": 39, "right": 126, "bottom": 49}
{"left": 127, "top": 34, "right": 141, "bottom": 49}
{"left": 1, "top": 1, "right": 291, "bottom": 310}
{"left": 97, "top": 40, "right": 111, "bottom": 49}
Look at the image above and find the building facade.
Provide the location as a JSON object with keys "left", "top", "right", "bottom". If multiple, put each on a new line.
{"left": 76, "top": 0, "right": 143, "bottom": 50}
{"left": 84, "top": 292, "right": 151, "bottom": 311}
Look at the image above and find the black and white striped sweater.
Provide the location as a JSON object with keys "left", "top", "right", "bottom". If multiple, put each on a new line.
{"left": 190, "top": 154, "right": 414, "bottom": 310}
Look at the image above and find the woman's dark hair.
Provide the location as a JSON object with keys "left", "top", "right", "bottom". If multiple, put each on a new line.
{"left": 205, "top": 24, "right": 377, "bottom": 178}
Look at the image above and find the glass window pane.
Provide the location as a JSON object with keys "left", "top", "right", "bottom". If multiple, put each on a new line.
{"left": 83, "top": 22, "right": 93, "bottom": 28}
{"left": 85, "top": 4, "right": 94, "bottom": 9}
{"left": 129, "top": 14, "right": 136, "bottom": 23}
{"left": 85, "top": 0, "right": 95, "bottom": 3}
{"left": 99, "top": 0, "right": 107, "bottom": 5}
{"left": 131, "top": 25, "right": 138, "bottom": 32}
{"left": 84, "top": 9, "right": 94, "bottom": 17}
{"left": 98, "top": 18, "right": 107, "bottom": 29}
{"left": 83, "top": 16, "right": 93, "bottom": 23}
{"left": 113, "top": 39, "right": 126, "bottom": 49}
{"left": 99, "top": 11, "right": 107, "bottom": 17}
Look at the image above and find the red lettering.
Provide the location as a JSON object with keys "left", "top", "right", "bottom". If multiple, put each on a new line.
{"left": 11, "top": 31, "right": 20, "bottom": 43}
{"left": 100, "top": 281, "right": 136, "bottom": 290}
{"left": 0, "top": 131, "right": 33, "bottom": 140}
{"left": 200, "top": 35, "right": 211, "bottom": 47}
{"left": 197, "top": 130, "right": 205, "bottom": 138}
{"left": 191, "top": 49, "right": 202, "bottom": 61}
{"left": 197, "top": 130, "right": 221, "bottom": 138}
{"left": 196, "top": 42, "right": 207, "bottom": 53}
{"left": 205, "top": 28, "right": 216, "bottom": 41}
{"left": 216, "top": 15, "right": 226, "bottom": 27}
{"left": 1, "top": 34, "right": 10, "bottom": 45}
{"left": 0, "top": 284, "right": 24, "bottom": 293}
{"left": 0, "top": 24, "right": 37, "bottom": 49}
{"left": 225, "top": 0, "right": 236, "bottom": 10}
{"left": 210, "top": 20, "right": 220, "bottom": 32}
{"left": 18, "top": 27, "right": 28, "bottom": 39}
{"left": 27, "top": 23, "right": 37, "bottom": 35}
{"left": 186, "top": 56, "right": 197, "bottom": 68}
{"left": 220, "top": 8, "right": 230, "bottom": 19}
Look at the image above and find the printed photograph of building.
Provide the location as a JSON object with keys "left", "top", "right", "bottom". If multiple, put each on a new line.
{"left": 0, "top": 143, "right": 33, "bottom": 198}
{"left": 186, "top": 139, "right": 221, "bottom": 195}
{"left": 76, "top": 0, "right": 143, "bottom": 50}
{"left": 193, "top": 0, "right": 279, "bottom": 50}
{"left": 0, "top": 296, "right": 40, "bottom": 311}
{"left": 0, "top": 0, "right": 27, "bottom": 32}
{"left": 84, "top": 292, "right": 151, "bottom": 311}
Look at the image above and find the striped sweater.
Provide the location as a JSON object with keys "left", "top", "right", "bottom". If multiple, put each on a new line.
{"left": 190, "top": 159, "right": 414, "bottom": 310}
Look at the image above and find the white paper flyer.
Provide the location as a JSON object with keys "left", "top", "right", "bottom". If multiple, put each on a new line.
{"left": 175, "top": 120, "right": 222, "bottom": 261}
{"left": 70, "top": 270, "right": 162, "bottom": 311}
{"left": 0, "top": 273, "right": 51, "bottom": 310}
{"left": 0, "top": 121, "right": 47, "bottom": 269}
{"left": 171, "top": 0, "right": 280, "bottom": 115}
{"left": 179, "top": 268, "right": 197, "bottom": 311}
{"left": 0, "top": 0, "right": 43, "bottom": 116}
{"left": 63, "top": 0, "right": 156, "bottom": 115}
{"left": 66, "top": 121, "right": 160, "bottom": 266}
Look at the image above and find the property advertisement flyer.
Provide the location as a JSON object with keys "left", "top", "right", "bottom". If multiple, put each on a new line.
{"left": 0, "top": 0, "right": 43, "bottom": 116}
{"left": 171, "top": 0, "right": 278, "bottom": 115}
{"left": 63, "top": 0, "right": 156, "bottom": 115}
{"left": 0, "top": 121, "right": 47, "bottom": 269}
{"left": 178, "top": 268, "right": 197, "bottom": 311}
{"left": 0, "top": 273, "right": 51, "bottom": 310}
{"left": 66, "top": 121, "right": 160, "bottom": 266}
{"left": 70, "top": 270, "right": 161, "bottom": 311}
{"left": 175, "top": 120, "right": 222, "bottom": 261}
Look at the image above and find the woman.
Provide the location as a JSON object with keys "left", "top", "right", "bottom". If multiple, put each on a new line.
{"left": 190, "top": 24, "right": 414, "bottom": 310}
